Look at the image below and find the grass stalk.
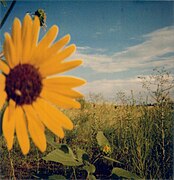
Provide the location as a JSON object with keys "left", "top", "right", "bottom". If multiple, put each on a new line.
{"left": 8, "top": 151, "right": 16, "bottom": 180}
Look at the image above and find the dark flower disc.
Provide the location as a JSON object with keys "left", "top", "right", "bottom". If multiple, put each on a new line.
{"left": 5, "top": 64, "right": 42, "bottom": 105}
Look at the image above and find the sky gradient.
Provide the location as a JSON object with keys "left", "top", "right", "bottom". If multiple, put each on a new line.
{"left": 0, "top": 1, "right": 174, "bottom": 101}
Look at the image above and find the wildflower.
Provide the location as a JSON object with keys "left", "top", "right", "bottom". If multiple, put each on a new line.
{"left": 103, "top": 145, "right": 111, "bottom": 154}
{"left": 0, "top": 14, "right": 85, "bottom": 154}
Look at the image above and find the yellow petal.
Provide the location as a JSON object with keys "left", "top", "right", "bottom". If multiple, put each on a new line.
{"left": 2, "top": 100, "right": 16, "bottom": 150}
{"left": 28, "top": 16, "right": 40, "bottom": 65}
{"left": 40, "top": 60, "right": 83, "bottom": 77}
{"left": 39, "top": 34, "right": 71, "bottom": 65}
{"left": 33, "top": 98, "right": 65, "bottom": 138}
{"left": 0, "top": 59, "right": 10, "bottom": 74}
{"left": 11, "top": 18, "right": 22, "bottom": 65}
{"left": 32, "top": 16, "right": 40, "bottom": 48}
{"left": 0, "top": 74, "right": 6, "bottom": 91}
{"left": 36, "top": 98, "right": 73, "bottom": 130}
{"left": 38, "top": 25, "right": 59, "bottom": 48}
{"left": 44, "top": 85, "right": 83, "bottom": 98}
{"left": 23, "top": 105, "right": 46, "bottom": 152}
{"left": 40, "top": 88, "right": 81, "bottom": 109}
{"left": 40, "top": 44, "right": 76, "bottom": 67}
{"left": 47, "top": 34, "right": 71, "bottom": 57}
{"left": 21, "top": 14, "right": 33, "bottom": 63}
{"left": 31, "top": 25, "right": 59, "bottom": 65}
{"left": 43, "top": 76, "right": 86, "bottom": 88}
{"left": 15, "top": 106, "right": 30, "bottom": 155}
{"left": 55, "top": 44, "right": 76, "bottom": 62}
{"left": 0, "top": 90, "right": 7, "bottom": 109}
{"left": 3, "top": 33, "right": 17, "bottom": 68}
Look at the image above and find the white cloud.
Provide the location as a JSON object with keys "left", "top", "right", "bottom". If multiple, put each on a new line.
{"left": 95, "top": 32, "right": 102, "bottom": 35}
{"left": 73, "top": 26, "right": 174, "bottom": 101}
{"left": 108, "top": 25, "right": 121, "bottom": 33}
{"left": 74, "top": 26, "right": 174, "bottom": 73}
{"left": 77, "top": 77, "right": 144, "bottom": 100}
{"left": 93, "top": 31, "right": 103, "bottom": 37}
{"left": 77, "top": 46, "right": 106, "bottom": 54}
{"left": 77, "top": 76, "right": 174, "bottom": 102}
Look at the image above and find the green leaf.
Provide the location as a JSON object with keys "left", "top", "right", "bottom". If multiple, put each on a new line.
{"left": 88, "top": 174, "right": 96, "bottom": 180}
{"left": 46, "top": 133, "right": 61, "bottom": 149}
{"left": 103, "top": 156, "right": 122, "bottom": 164}
{"left": 96, "top": 131, "right": 110, "bottom": 147}
{"left": 84, "top": 164, "right": 96, "bottom": 174}
{"left": 76, "top": 149, "right": 89, "bottom": 162}
{"left": 48, "top": 175, "right": 66, "bottom": 180}
{"left": 61, "top": 144, "right": 76, "bottom": 159}
{"left": 112, "top": 167, "right": 141, "bottom": 179}
{"left": 42, "top": 149, "right": 82, "bottom": 166}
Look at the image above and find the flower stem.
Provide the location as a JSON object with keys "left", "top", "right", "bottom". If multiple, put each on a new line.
{"left": 72, "top": 167, "right": 77, "bottom": 180}
{"left": 8, "top": 151, "right": 16, "bottom": 180}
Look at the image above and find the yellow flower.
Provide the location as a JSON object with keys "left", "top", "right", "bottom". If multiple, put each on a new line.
{"left": 0, "top": 14, "right": 85, "bottom": 155}
{"left": 103, "top": 145, "right": 111, "bottom": 154}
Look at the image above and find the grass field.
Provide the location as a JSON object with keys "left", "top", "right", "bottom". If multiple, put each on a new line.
{"left": 0, "top": 95, "right": 173, "bottom": 179}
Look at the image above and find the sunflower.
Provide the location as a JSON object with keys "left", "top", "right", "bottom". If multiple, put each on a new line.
{"left": 0, "top": 14, "right": 85, "bottom": 155}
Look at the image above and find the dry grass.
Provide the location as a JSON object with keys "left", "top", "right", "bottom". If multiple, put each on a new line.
{"left": 0, "top": 98, "right": 173, "bottom": 179}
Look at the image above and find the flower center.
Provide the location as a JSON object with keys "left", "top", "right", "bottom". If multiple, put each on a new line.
{"left": 5, "top": 64, "right": 42, "bottom": 105}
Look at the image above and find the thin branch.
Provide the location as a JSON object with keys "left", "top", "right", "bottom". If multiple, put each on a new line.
{"left": 0, "top": 0, "right": 16, "bottom": 29}
{"left": 161, "top": 85, "right": 174, "bottom": 92}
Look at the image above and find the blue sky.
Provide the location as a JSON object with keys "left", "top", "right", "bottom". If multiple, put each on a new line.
{"left": 0, "top": 1, "right": 174, "bottom": 101}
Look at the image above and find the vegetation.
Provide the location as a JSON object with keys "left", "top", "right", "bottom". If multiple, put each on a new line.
{"left": 0, "top": 68, "right": 173, "bottom": 179}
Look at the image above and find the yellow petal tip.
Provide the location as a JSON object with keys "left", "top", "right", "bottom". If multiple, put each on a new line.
{"left": 65, "top": 34, "right": 71, "bottom": 41}
{"left": 71, "top": 44, "right": 76, "bottom": 53}
{"left": 21, "top": 145, "right": 30, "bottom": 155}
{"left": 7, "top": 144, "right": 13, "bottom": 151}
{"left": 79, "top": 78, "right": 86, "bottom": 86}
{"left": 52, "top": 25, "right": 59, "bottom": 34}
{"left": 24, "top": 13, "right": 31, "bottom": 19}
{"left": 4, "top": 32, "right": 10, "bottom": 39}
{"left": 14, "top": 17, "right": 20, "bottom": 23}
